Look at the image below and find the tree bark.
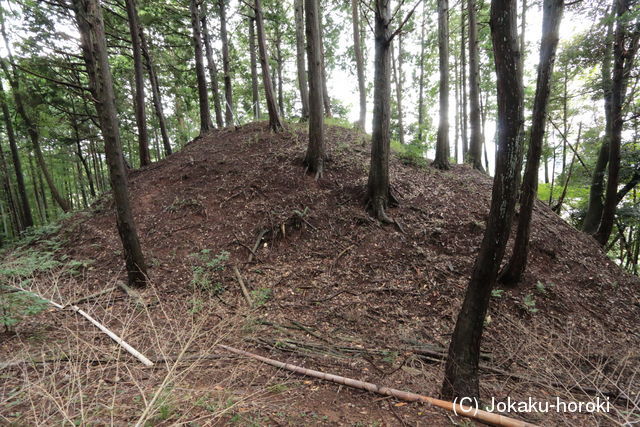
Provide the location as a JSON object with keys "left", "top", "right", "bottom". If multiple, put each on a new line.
{"left": 499, "top": 0, "right": 563, "bottom": 286}
{"left": 124, "top": 0, "right": 150, "bottom": 167}
{"left": 219, "top": 0, "right": 234, "bottom": 126}
{"left": 417, "top": 1, "right": 426, "bottom": 141}
{"left": 351, "top": 0, "right": 366, "bottom": 130}
{"left": 442, "top": 0, "right": 523, "bottom": 399}
{"left": 200, "top": 7, "right": 224, "bottom": 128}
{"left": 0, "top": 60, "right": 70, "bottom": 213}
{"left": 304, "top": 0, "right": 325, "bottom": 178}
{"left": 366, "top": 0, "right": 396, "bottom": 222}
{"left": 460, "top": 1, "right": 468, "bottom": 161}
{"left": 318, "top": 5, "right": 332, "bottom": 117}
{"left": 254, "top": 0, "right": 284, "bottom": 131}
{"left": 392, "top": 35, "right": 405, "bottom": 145}
{"left": 189, "top": 0, "right": 214, "bottom": 135}
{"left": 139, "top": 27, "right": 172, "bottom": 156}
{"left": 595, "top": 0, "right": 639, "bottom": 246}
{"left": 248, "top": 16, "right": 261, "bottom": 119}
{"left": 467, "top": 0, "right": 484, "bottom": 171}
{"left": 583, "top": 12, "right": 615, "bottom": 234}
{"left": 294, "top": 0, "right": 310, "bottom": 120}
{"left": 433, "top": 0, "right": 450, "bottom": 170}
{"left": 0, "top": 79, "right": 32, "bottom": 228}
{"left": 72, "top": 0, "right": 148, "bottom": 287}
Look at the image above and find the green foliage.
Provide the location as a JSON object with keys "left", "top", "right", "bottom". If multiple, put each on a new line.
{"left": 535, "top": 281, "right": 555, "bottom": 295}
{"left": 250, "top": 288, "right": 271, "bottom": 307}
{"left": 522, "top": 294, "right": 539, "bottom": 314}
{"left": 391, "top": 140, "right": 428, "bottom": 168}
{"left": 0, "top": 290, "right": 49, "bottom": 332}
{"left": 189, "top": 249, "right": 229, "bottom": 294}
{"left": 491, "top": 289, "right": 505, "bottom": 298}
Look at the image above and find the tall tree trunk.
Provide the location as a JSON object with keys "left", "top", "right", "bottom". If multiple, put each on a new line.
{"left": 460, "top": 1, "right": 468, "bottom": 161}
{"left": 442, "top": 0, "right": 523, "bottom": 399}
{"left": 0, "top": 79, "right": 32, "bottom": 228}
{"left": 366, "top": 0, "right": 396, "bottom": 222}
{"left": 520, "top": 0, "right": 527, "bottom": 70}
{"left": 417, "top": 1, "right": 426, "bottom": 141}
{"left": 139, "top": 26, "right": 172, "bottom": 156}
{"left": 275, "top": 23, "right": 285, "bottom": 116}
{"left": 595, "top": 0, "right": 639, "bottom": 245}
{"left": 392, "top": 37, "right": 405, "bottom": 145}
{"left": 318, "top": 5, "right": 332, "bottom": 117}
{"left": 254, "top": 0, "right": 284, "bottom": 131}
{"left": 499, "top": 0, "right": 563, "bottom": 286}
{"left": 467, "top": 0, "right": 484, "bottom": 171}
{"left": 248, "top": 16, "right": 261, "bottom": 119}
{"left": 0, "top": 61, "right": 70, "bottom": 213}
{"left": 351, "top": 0, "right": 366, "bottom": 130}
{"left": 72, "top": 0, "right": 148, "bottom": 287}
{"left": 583, "top": 13, "right": 615, "bottom": 233}
{"left": 294, "top": 0, "right": 310, "bottom": 120}
{"left": 0, "top": 135, "right": 21, "bottom": 233}
{"left": 433, "top": 0, "right": 450, "bottom": 170}
{"left": 304, "top": 0, "right": 325, "bottom": 178}
{"left": 189, "top": 0, "right": 214, "bottom": 135}
{"left": 219, "top": 0, "right": 234, "bottom": 126}
{"left": 201, "top": 8, "right": 225, "bottom": 128}
{"left": 124, "top": 0, "right": 150, "bottom": 167}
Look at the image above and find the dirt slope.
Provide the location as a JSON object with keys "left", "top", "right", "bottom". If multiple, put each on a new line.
{"left": 2, "top": 122, "right": 639, "bottom": 426}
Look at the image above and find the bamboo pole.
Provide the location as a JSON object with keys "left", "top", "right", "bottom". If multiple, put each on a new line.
{"left": 219, "top": 344, "right": 537, "bottom": 427}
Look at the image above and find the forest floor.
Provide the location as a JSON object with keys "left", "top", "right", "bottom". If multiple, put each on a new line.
{"left": 1, "top": 122, "right": 639, "bottom": 426}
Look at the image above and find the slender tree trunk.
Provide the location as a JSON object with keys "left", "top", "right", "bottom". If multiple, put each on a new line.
{"left": 454, "top": 51, "right": 460, "bottom": 162}
{"left": 294, "top": 0, "right": 310, "bottom": 120}
{"left": 499, "top": 0, "right": 563, "bottom": 286}
{"left": 351, "top": 0, "right": 366, "bottom": 130}
{"left": 433, "top": 0, "right": 450, "bottom": 170}
{"left": 595, "top": 0, "right": 639, "bottom": 245}
{"left": 72, "top": 0, "right": 148, "bottom": 287}
{"left": 442, "top": 0, "right": 524, "bottom": 399}
{"left": 318, "top": 5, "right": 332, "bottom": 117}
{"left": 219, "top": 0, "right": 234, "bottom": 126}
{"left": 467, "top": 0, "right": 484, "bottom": 171}
{"left": 554, "top": 123, "right": 580, "bottom": 214}
{"left": 275, "top": 24, "right": 285, "bottom": 116}
{"left": 201, "top": 8, "right": 224, "bottom": 128}
{"left": 0, "top": 62, "right": 70, "bottom": 213}
{"left": 460, "top": 1, "right": 468, "bottom": 161}
{"left": 304, "top": 0, "right": 325, "bottom": 178}
{"left": 124, "top": 0, "right": 150, "bottom": 167}
{"left": 189, "top": 0, "right": 214, "bottom": 135}
{"left": 0, "top": 80, "right": 32, "bottom": 228}
{"left": 139, "top": 26, "right": 172, "bottom": 156}
{"left": 583, "top": 13, "right": 615, "bottom": 233}
{"left": 255, "top": 0, "right": 284, "bottom": 131}
{"left": 417, "top": 1, "right": 426, "bottom": 141}
{"left": 520, "top": 0, "right": 527, "bottom": 70}
{"left": 366, "top": 0, "right": 396, "bottom": 222}
{"left": 391, "top": 38, "right": 405, "bottom": 145}
{"left": 248, "top": 17, "right": 261, "bottom": 119}
{"left": 0, "top": 136, "right": 21, "bottom": 233}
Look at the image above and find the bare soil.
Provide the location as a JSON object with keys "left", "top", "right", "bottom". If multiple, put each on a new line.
{"left": 1, "top": 122, "right": 639, "bottom": 426}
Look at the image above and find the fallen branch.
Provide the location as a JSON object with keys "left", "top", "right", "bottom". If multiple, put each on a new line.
{"left": 248, "top": 229, "right": 268, "bottom": 263}
{"left": 232, "top": 266, "right": 253, "bottom": 307}
{"left": 219, "top": 344, "right": 536, "bottom": 427}
{"left": 5, "top": 286, "right": 154, "bottom": 367}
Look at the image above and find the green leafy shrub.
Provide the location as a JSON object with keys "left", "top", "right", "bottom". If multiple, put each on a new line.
{"left": 0, "top": 290, "right": 49, "bottom": 332}
{"left": 189, "top": 250, "right": 229, "bottom": 294}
